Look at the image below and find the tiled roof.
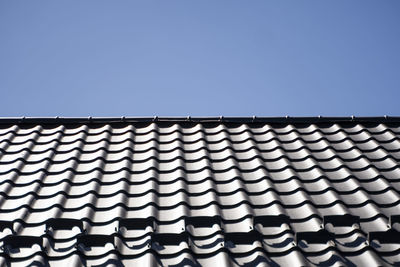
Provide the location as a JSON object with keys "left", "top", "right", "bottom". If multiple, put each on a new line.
{"left": 0, "top": 117, "right": 400, "bottom": 266}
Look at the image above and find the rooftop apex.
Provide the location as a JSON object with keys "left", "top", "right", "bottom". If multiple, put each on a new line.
{"left": 0, "top": 116, "right": 399, "bottom": 125}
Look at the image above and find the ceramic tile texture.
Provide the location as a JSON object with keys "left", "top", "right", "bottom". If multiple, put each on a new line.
{"left": 0, "top": 117, "right": 400, "bottom": 266}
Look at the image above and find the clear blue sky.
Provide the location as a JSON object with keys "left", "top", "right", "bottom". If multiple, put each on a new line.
{"left": 0, "top": 1, "right": 399, "bottom": 117}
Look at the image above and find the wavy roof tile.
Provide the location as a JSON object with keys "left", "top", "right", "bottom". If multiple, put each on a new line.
{"left": 0, "top": 117, "right": 399, "bottom": 266}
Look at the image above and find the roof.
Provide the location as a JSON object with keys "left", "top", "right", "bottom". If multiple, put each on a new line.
{"left": 0, "top": 117, "right": 400, "bottom": 266}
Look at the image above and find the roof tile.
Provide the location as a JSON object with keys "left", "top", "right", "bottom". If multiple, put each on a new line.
{"left": 0, "top": 118, "right": 399, "bottom": 266}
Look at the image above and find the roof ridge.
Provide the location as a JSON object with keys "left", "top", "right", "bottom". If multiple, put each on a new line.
{"left": 0, "top": 116, "right": 399, "bottom": 124}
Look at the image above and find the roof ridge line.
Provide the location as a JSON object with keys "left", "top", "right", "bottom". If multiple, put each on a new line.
{"left": 0, "top": 116, "right": 399, "bottom": 124}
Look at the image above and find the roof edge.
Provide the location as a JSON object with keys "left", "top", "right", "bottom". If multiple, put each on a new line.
{"left": 0, "top": 116, "right": 399, "bottom": 124}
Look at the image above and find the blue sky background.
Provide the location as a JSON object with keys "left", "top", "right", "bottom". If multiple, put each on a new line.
{"left": 0, "top": 1, "right": 399, "bottom": 117}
